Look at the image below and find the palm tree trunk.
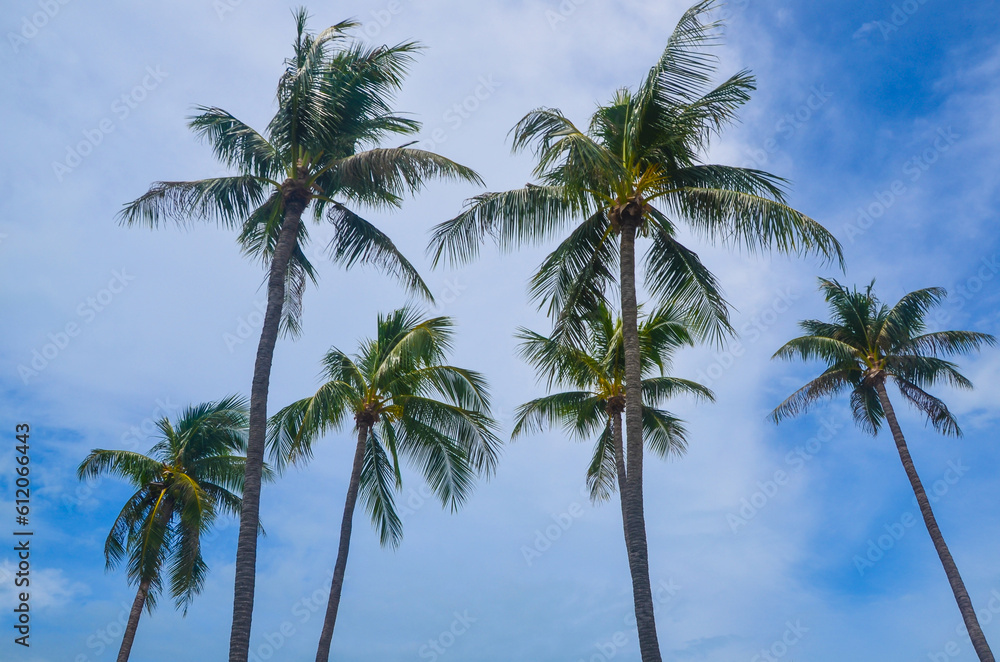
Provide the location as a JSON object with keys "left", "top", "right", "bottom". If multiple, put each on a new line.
{"left": 117, "top": 577, "right": 151, "bottom": 662}
{"left": 618, "top": 219, "right": 663, "bottom": 662}
{"left": 875, "top": 380, "right": 995, "bottom": 662}
{"left": 230, "top": 193, "right": 308, "bottom": 662}
{"left": 315, "top": 425, "right": 369, "bottom": 662}
{"left": 611, "top": 411, "right": 631, "bottom": 550}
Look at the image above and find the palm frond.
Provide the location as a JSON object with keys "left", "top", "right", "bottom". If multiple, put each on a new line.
{"left": 320, "top": 147, "right": 482, "bottom": 210}
{"left": 359, "top": 426, "right": 404, "bottom": 547}
{"left": 119, "top": 177, "right": 271, "bottom": 230}
{"left": 586, "top": 424, "right": 618, "bottom": 502}
{"left": 644, "top": 212, "right": 732, "bottom": 344}
{"left": 770, "top": 367, "right": 857, "bottom": 423}
{"left": 325, "top": 202, "right": 432, "bottom": 300}
{"left": 892, "top": 376, "right": 962, "bottom": 437}
{"left": 188, "top": 107, "right": 281, "bottom": 179}
{"left": 642, "top": 407, "right": 689, "bottom": 458}
{"left": 528, "top": 210, "right": 618, "bottom": 339}
{"left": 427, "top": 185, "right": 582, "bottom": 267}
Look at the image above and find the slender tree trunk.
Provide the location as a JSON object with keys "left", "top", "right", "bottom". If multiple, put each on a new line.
{"left": 618, "top": 217, "right": 663, "bottom": 662}
{"left": 315, "top": 425, "right": 369, "bottom": 662}
{"left": 875, "top": 380, "right": 995, "bottom": 662}
{"left": 611, "top": 411, "right": 631, "bottom": 550}
{"left": 229, "top": 191, "right": 308, "bottom": 662}
{"left": 116, "top": 577, "right": 152, "bottom": 662}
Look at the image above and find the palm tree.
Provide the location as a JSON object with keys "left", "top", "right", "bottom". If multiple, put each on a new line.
{"left": 427, "top": 2, "right": 841, "bottom": 658}
{"left": 512, "top": 303, "right": 713, "bottom": 547}
{"left": 770, "top": 278, "right": 996, "bottom": 661}
{"left": 118, "top": 11, "right": 481, "bottom": 660}
{"left": 77, "top": 397, "right": 259, "bottom": 662}
{"left": 267, "top": 308, "right": 501, "bottom": 662}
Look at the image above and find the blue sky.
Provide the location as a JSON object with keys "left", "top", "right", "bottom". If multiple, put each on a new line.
{"left": 1, "top": 0, "right": 999, "bottom": 660}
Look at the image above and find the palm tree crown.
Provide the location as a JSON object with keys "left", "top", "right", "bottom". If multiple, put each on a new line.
{"left": 77, "top": 397, "right": 263, "bottom": 662}
{"left": 429, "top": 0, "right": 841, "bottom": 341}
{"left": 267, "top": 308, "right": 501, "bottom": 661}
{"left": 771, "top": 278, "right": 995, "bottom": 435}
{"left": 513, "top": 303, "right": 713, "bottom": 500}
{"left": 79, "top": 396, "right": 254, "bottom": 610}
{"left": 770, "top": 278, "right": 997, "bottom": 662}
{"left": 122, "top": 9, "right": 481, "bottom": 329}
{"left": 269, "top": 308, "right": 502, "bottom": 545}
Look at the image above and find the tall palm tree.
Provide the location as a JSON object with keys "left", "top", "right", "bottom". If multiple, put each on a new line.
{"left": 770, "top": 278, "right": 996, "bottom": 661}
{"left": 427, "top": 2, "right": 841, "bottom": 658}
{"left": 118, "top": 11, "right": 481, "bottom": 660}
{"left": 512, "top": 302, "right": 708, "bottom": 499}
{"left": 77, "top": 397, "right": 259, "bottom": 662}
{"left": 267, "top": 308, "right": 501, "bottom": 662}
{"left": 513, "top": 303, "right": 713, "bottom": 547}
